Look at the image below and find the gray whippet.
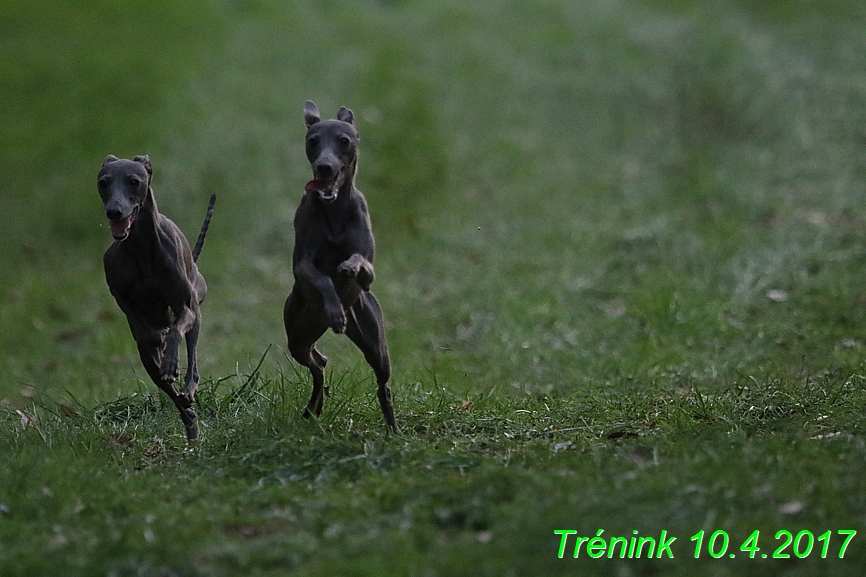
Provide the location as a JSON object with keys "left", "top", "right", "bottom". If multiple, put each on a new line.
{"left": 98, "top": 154, "right": 215, "bottom": 440}
{"left": 284, "top": 101, "right": 399, "bottom": 433}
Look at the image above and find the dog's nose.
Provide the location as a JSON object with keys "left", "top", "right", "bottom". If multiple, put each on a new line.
{"left": 314, "top": 163, "right": 335, "bottom": 179}
{"left": 106, "top": 208, "right": 123, "bottom": 221}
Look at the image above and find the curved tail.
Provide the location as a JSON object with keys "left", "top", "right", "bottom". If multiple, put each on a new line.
{"left": 192, "top": 194, "right": 216, "bottom": 262}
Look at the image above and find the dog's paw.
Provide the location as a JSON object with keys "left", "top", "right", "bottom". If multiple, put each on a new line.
{"left": 178, "top": 405, "right": 197, "bottom": 440}
{"left": 337, "top": 260, "right": 359, "bottom": 278}
{"left": 330, "top": 316, "right": 347, "bottom": 334}
{"left": 326, "top": 306, "right": 347, "bottom": 334}
{"left": 160, "top": 353, "right": 180, "bottom": 383}
{"left": 356, "top": 268, "right": 373, "bottom": 291}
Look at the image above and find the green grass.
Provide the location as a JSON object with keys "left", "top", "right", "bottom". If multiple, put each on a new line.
{"left": 2, "top": 0, "right": 866, "bottom": 574}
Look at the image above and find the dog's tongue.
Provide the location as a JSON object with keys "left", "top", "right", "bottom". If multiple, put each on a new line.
{"left": 110, "top": 216, "right": 132, "bottom": 239}
{"left": 305, "top": 178, "right": 334, "bottom": 196}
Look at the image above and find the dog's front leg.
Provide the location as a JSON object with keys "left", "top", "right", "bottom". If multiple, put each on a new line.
{"left": 337, "top": 253, "right": 375, "bottom": 291}
{"left": 295, "top": 259, "right": 346, "bottom": 333}
{"left": 112, "top": 292, "right": 170, "bottom": 371}
{"left": 158, "top": 304, "right": 200, "bottom": 441}
{"left": 161, "top": 304, "right": 197, "bottom": 384}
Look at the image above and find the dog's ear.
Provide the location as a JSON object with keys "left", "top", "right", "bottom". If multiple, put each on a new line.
{"left": 304, "top": 100, "right": 321, "bottom": 128}
{"left": 133, "top": 155, "right": 153, "bottom": 187}
{"left": 133, "top": 155, "right": 153, "bottom": 176}
{"left": 337, "top": 106, "right": 355, "bottom": 125}
{"left": 102, "top": 154, "right": 119, "bottom": 167}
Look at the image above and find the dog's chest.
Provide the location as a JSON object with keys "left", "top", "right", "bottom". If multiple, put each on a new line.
{"left": 106, "top": 246, "right": 183, "bottom": 323}
{"left": 311, "top": 230, "right": 354, "bottom": 274}
{"left": 298, "top": 209, "right": 359, "bottom": 263}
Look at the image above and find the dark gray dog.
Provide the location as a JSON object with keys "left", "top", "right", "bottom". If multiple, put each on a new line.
{"left": 284, "top": 101, "right": 399, "bottom": 433}
{"left": 98, "top": 154, "right": 215, "bottom": 440}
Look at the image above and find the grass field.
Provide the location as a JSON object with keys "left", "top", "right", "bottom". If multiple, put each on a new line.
{"left": 2, "top": 0, "right": 866, "bottom": 575}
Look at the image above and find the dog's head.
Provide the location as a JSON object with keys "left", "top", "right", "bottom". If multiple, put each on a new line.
{"left": 303, "top": 100, "right": 358, "bottom": 203}
{"left": 97, "top": 154, "right": 152, "bottom": 240}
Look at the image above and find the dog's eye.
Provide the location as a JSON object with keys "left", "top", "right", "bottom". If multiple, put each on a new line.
{"left": 129, "top": 178, "right": 141, "bottom": 187}
{"left": 307, "top": 136, "right": 319, "bottom": 148}
{"left": 97, "top": 178, "right": 110, "bottom": 197}
{"left": 339, "top": 136, "right": 351, "bottom": 148}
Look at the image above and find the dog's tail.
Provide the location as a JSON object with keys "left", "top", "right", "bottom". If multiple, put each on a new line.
{"left": 192, "top": 194, "right": 216, "bottom": 262}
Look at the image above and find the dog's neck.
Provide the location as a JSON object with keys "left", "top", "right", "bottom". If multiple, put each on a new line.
{"left": 337, "top": 168, "right": 356, "bottom": 198}
{"left": 345, "top": 155, "right": 358, "bottom": 186}
{"left": 125, "top": 187, "right": 162, "bottom": 248}
{"left": 139, "top": 186, "right": 159, "bottom": 221}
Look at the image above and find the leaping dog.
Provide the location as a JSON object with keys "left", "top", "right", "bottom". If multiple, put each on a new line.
{"left": 98, "top": 154, "right": 215, "bottom": 440}
{"left": 283, "top": 101, "right": 399, "bottom": 433}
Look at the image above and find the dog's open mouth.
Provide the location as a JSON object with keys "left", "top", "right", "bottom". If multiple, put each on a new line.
{"left": 305, "top": 170, "right": 346, "bottom": 203}
{"left": 108, "top": 206, "right": 139, "bottom": 240}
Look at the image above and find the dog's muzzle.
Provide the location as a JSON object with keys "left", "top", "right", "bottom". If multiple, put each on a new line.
{"left": 305, "top": 169, "right": 346, "bottom": 203}
{"left": 107, "top": 205, "right": 139, "bottom": 240}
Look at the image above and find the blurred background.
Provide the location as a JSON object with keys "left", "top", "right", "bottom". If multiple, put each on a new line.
{"left": 2, "top": 0, "right": 866, "bottom": 408}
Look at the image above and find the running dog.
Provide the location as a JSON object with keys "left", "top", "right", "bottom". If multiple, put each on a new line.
{"left": 98, "top": 154, "right": 215, "bottom": 440}
{"left": 283, "top": 101, "right": 398, "bottom": 433}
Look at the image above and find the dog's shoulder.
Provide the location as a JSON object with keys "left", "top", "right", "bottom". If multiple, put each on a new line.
{"left": 348, "top": 188, "right": 373, "bottom": 227}
{"left": 102, "top": 242, "right": 122, "bottom": 278}
{"left": 102, "top": 242, "right": 140, "bottom": 295}
{"left": 155, "top": 213, "right": 194, "bottom": 257}
{"left": 292, "top": 193, "right": 319, "bottom": 230}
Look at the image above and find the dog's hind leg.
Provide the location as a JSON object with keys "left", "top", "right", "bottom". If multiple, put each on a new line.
{"left": 180, "top": 273, "right": 207, "bottom": 429}
{"left": 182, "top": 308, "right": 202, "bottom": 401}
{"left": 346, "top": 292, "right": 398, "bottom": 433}
{"left": 305, "top": 348, "right": 328, "bottom": 418}
{"left": 284, "top": 289, "right": 329, "bottom": 419}
{"left": 287, "top": 343, "right": 327, "bottom": 420}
